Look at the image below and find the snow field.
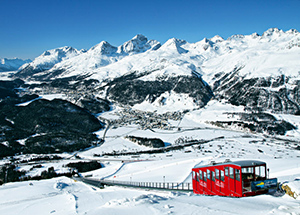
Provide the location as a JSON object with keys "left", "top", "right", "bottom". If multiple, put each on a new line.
{"left": 1, "top": 176, "right": 300, "bottom": 215}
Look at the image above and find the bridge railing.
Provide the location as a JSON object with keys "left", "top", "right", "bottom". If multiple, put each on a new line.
{"left": 103, "top": 179, "right": 192, "bottom": 191}
{"left": 78, "top": 177, "right": 192, "bottom": 191}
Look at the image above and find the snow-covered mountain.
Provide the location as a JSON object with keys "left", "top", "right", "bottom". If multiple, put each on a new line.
{"left": 15, "top": 28, "right": 300, "bottom": 83}
{"left": 15, "top": 28, "right": 300, "bottom": 113}
{"left": 15, "top": 35, "right": 161, "bottom": 80}
{"left": 16, "top": 46, "right": 83, "bottom": 79}
{"left": 11, "top": 28, "right": 300, "bottom": 131}
{"left": 0, "top": 58, "right": 31, "bottom": 72}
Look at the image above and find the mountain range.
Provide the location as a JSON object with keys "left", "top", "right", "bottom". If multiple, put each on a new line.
{"left": 0, "top": 27, "right": 300, "bottom": 157}
{"left": 14, "top": 28, "right": 300, "bottom": 112}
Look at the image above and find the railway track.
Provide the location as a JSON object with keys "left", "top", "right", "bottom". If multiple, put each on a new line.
{"left": 74, "top": 176, "right": 193, "bottom": 192}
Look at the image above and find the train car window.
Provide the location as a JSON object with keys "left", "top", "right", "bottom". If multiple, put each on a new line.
{"left": 207, "top": 170, "right": 211, "bottom": 180}
{"left": 229, "top": 167, "right": 234, "bottom": 179}
{"left": 199, "top": 170, "right": 203, "bottom": 180}
{"left": 212, "top": 171, "right": 215, "bottom": 182}
{"left": 203, "top": 171, "right": 207, "bottom": 182}
{"left": 225, "top": 167, "right": 229, "bottom": 177}
{"left": 216, "top": 169, "right": 220, "bottom": 180}
{"left": 242, "top": 167, "right": 253, "bottom": 174}
{"left": 220, "top": 170, "right": 225, "bottom": 181}
{"left": 235, "top": 169, "right": 240, "bottom": 181}
{"left": 242, "top": 167, "right": 254, "bottom": 180}
{"left": 196, "top": 172, "right": 199, "bottom": 182}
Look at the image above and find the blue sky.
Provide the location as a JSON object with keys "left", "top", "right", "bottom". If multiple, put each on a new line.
{"left": 1, "top": 0, "right": 300, "bottom": 59}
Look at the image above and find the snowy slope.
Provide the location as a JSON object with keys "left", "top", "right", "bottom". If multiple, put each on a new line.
{"left": 202, "top": 28, "right": 300, "bottom": 83}
{"left": 1, "top": 176, "right": 300, "bottom": 215}
{"left": 1, "top": 119, "right": 300, "bottom": 214}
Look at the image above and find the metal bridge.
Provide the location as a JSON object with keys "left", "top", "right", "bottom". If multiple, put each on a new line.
{"left": 74, "top": 176, "right": 193, "bottom": 192}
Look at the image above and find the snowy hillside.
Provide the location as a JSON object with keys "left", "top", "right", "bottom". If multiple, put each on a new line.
{"left": 0, "top": 58, "right": 31, "bottom": 72}
{"left": 1, "top": 116, "right": 300, "bottom": 215}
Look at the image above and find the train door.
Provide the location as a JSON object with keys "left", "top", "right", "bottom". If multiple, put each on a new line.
{"left": 193, "top": 169, "right": 204, "bottom": 194}
{"left": 192, "top": 170, "right": 198, "bottom": 193}
{"left": 224, "top": 167, "right": 230, "bottom": 195}
{"left": 228, "top": 167, "right": 242, "bottom": 196}
{"left": 229, "top": 167, "right": 236, "bottom": 194}
{"left": 235, "top": 168, "right": 242, "bottom": 195}
{"left": 206, "top": 169, "right": 212, "bottom": 195}
{"left": 241, "top": 167, "right": 254, "bottom": 193}
{"left": 211, "top": 170, "right": 216, "bottom": 194}
{"left": 215, "top": 168, "right": 225, "bottom": 195}
{"left": 220, "top": 169, "right": 225, "bottom": 194}
{"left": 198, "top": 169, "right": 205, "bottom": 193}
{"left": 203, "top": 170, "right": 208, "bottom": 194}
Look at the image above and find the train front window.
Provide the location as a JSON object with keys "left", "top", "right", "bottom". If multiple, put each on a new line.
{"left": 255, "top": 166, "right": 266, "bottom": 179}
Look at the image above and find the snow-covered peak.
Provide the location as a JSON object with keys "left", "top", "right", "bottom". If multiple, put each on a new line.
{"left": 90, "top": 41, "right": 117, "bottom": 55}
{"left": 117, "top": 34, "right": 161, "bottom": 54}
{"left": 286, "top": 29, "right": 299, "bottom": 35}
{"left": 41, "top": 46, "right": 78, "bottom": 58}
{"left": 227, "top": 34, "right": 245, "bottom": 41}
{"left": 163, "top": 38, "right": 187, "bottom": 47}
{"left": 250, "top": 32, "right": 260, "bottom": 39}
{"left": 161, "top": 38, "right": 188, "bottom": 54}
{"left": 0, "top": 58, "right": 31, "bottom": 72}
{"left": 26, "top": 46, "right": 81, "bottom": 70}
{"left": 210, "top": 35, "right": 224, "bottom": 43}
{"left": 262, "top": 27, "right": 284, "bottom": 37}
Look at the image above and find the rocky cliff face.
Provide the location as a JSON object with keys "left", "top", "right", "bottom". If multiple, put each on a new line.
{"left": 212, "top": 67, "right": 300, "bottom": 115}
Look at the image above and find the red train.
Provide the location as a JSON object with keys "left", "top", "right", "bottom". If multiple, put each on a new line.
{"left": 192, "top": 160, "right": 278, "bottom": 197}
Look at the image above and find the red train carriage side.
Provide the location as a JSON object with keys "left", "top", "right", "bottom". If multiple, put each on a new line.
{"left": 192, "top": 160, "right": 277, "bottom": 197}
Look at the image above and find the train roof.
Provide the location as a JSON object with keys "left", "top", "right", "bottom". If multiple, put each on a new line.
{"left": 193, "top": 160, "right": 266, "bottom": 169}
